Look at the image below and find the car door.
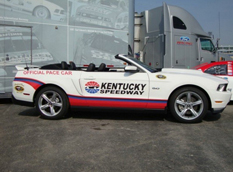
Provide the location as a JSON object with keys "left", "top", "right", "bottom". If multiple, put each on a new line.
{"left": 79, "top": 68, "right": 149, "bottom": 108}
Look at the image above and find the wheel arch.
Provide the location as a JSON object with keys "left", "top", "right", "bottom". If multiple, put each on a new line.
{"left": 33, "top": 84, "right": 69, "bottom": 105}
{"left": 33, "top": 5, "right": 51, "bottom": 18}
{"left": 167, "top": 84, "right": 212, "bottom": 111}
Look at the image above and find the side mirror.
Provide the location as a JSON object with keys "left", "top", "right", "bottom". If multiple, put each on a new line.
{"left": 212, "top": 47, "right": 217, "bottom": 53}
{"left": 125, "top": 66, "right": 138, "bottom": 72}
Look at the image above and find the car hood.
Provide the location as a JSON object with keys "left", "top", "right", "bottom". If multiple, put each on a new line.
{"left": 162, "top": 68, "right": 203, "bottom": 74}
{"left": 161, "top": 68, "right": 227, "bottom": 83}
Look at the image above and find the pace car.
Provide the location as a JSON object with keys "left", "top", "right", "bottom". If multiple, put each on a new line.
{"left": 12, "top": 54, "right": 232, "bottom": 123}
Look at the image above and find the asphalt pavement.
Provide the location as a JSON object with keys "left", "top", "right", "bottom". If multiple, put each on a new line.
{"left": 0, "top": 99, "right": 233, "bottom": 172}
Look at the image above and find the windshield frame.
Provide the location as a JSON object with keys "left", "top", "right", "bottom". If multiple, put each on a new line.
{"left": 116, "top": 55, "right": 158, "bottom": 73}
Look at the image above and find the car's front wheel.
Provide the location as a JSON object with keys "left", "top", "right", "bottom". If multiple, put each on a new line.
{"left": 169, "top": 87, "right": 209, "bottom": 123}
{"left": 35, "top": 86, "right": 69, "bottom": 119}
{"left": 33, "top": 6, "right": 50, "bottom": 19}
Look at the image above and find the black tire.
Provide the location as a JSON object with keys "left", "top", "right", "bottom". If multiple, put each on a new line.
{"left": 33, "top": 6, "right": 50, "bottom": 19}
{"left": 169, "top": 87, "right": 209, "bottom": 123}
{"left": 35, "top": 86, "right": 69, "bottom": 119}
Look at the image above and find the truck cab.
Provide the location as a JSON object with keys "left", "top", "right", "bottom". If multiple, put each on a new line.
{"left": 135, "top": 3, "right": 217, "bottom": 69}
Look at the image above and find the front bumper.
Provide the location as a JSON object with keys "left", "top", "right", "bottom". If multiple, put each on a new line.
{"left": 211, "top": 107, "right": 226, "bottom": 114}
{"left": 211, "top": 91, "right": 231, "bottom": 109}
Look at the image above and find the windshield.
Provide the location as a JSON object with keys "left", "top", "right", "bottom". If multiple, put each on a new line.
{"left": 200, "top": 38, "right": 215, "bottom": 52}
{"left": 127, "top": 56, "right": 157, "bottom": 73}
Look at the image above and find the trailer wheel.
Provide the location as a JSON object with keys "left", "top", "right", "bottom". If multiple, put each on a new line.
{"left": 33, "top": 6, "right": 50, "bottom": 19}
{"left": 169, "top": 87, "right": 209, "bottom": 123}
{"left": 35, "top": 86, "right": 69, "bottom": 119}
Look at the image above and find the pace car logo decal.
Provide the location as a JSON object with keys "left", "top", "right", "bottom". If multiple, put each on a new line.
{"left": 23, "top": 70, "right": 72, "bottom": 75}
{"left": 14, "top": 78, "right": 44, "bottom": 90}
{"left": 14, "top": 84, "right": 24, "bottom": 92}
{"left": 85, "top": 81, "right": 100, "bottom": 94}
{"left": 156, "top": 75, "right": 166, "bottom": 79}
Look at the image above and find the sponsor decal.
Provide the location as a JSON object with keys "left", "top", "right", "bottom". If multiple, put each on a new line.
{"left": 180, "top": 36, "right": 190, "bottom": 41}
{"left": 85, "top": 81, "right": 100, "bottom": 94}
{"left": 177, "top": 36, "right": 192, "bottom": 46}
{"left": 14, "top": 84, "right": 24, "bottom": 92}
{"left": 100, "top": 82, "right": 146, "bottom": 95}
{"left": 85, "top": 81, "right": 147, "bottom": 95}
{"left": 156, "top": 75, "right": 166, "bottom": 79}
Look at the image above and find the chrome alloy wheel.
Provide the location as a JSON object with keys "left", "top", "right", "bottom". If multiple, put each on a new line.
{"left": 174, "top": 91, "right": 204, "bottom": 121}
{"left": 38, "top": 91, "right": 63, "bottom": 117}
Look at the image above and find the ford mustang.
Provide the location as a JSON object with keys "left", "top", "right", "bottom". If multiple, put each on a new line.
{"left": 12, "top": 54, "right": 232, "bottom": 123}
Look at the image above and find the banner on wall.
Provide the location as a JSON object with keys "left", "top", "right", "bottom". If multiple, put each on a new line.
{"left": 0, "top": 0, "right": 133, "bottom": 97}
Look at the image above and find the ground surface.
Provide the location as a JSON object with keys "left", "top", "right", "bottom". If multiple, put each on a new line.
{"left": 1, "top": 99, "right": 233, "bottom": 172}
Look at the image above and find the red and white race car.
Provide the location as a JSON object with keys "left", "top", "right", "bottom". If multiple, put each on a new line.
{"left": 193, "top": 61, "right": 233, "bottom": 100}
{"left": 12, "top": 54, "right": 232, "bottom": 123}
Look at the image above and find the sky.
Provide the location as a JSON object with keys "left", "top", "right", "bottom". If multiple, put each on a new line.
{"left": 135, "top": 0, "right": 233, "bottom": 46}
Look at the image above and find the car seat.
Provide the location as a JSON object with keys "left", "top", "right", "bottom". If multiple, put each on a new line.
{"left": 61, "top": 61, "right": 68, "bottom": 70}
{"left": 69, "top": 61, "right": 76, "bottom": 70}
{"left": 87, "top": 63, "right": 95, "bottom": 71}
{"left": 98, "top": 63, "right": 106, "bottom": 71}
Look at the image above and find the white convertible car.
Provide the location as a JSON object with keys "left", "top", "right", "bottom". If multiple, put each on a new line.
{"left": 12, "top": 54, "right": 232, "bottom": 123}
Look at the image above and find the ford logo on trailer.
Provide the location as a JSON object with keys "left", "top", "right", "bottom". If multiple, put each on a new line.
{"left": 180, "top": 36, "right": 190, "bottom": 42}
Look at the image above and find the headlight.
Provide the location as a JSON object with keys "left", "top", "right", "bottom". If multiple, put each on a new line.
{"left": 54, "top": 9, "right": 60, "bottom": 13}
{"left": 217, "top": 84, "right": 227, "bottom": 92}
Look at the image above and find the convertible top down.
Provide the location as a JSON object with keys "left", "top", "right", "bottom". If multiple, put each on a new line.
{"left": 12, "top": 54, "right": 232, "bottom": 123}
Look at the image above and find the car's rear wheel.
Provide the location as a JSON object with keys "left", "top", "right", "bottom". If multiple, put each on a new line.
{"left": 35, "top": 86, "right": 69, "bottom": 119}
{"left": 169, "top": 87, "right": 209, "bottom": 123}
